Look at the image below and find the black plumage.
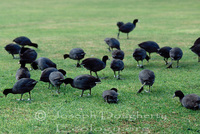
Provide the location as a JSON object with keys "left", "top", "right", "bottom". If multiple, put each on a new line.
{"left": 13, "top": 36, "right": 38, "bottom": 48}
{"left": 117, "top": 19, "right": 138, "bottom": 39}
{"left": 63, "top": 48, "right": 86, "bottom": 67}
{"left": 40, "top": 67, "right": 66, "bottom": 88}
{"left": 173, "top": 90, "right": 200, "bottom": 110}
{"left": 31, "top": 57, "right": 57, "bottom": 70}
{"left": 81, "top": 55, "right": 109, "bottom": 79}
{"left": 104, "top": 38, "right": 120, "bottom": 51}
{"left": 133, "top": 48, "right": 150, "bottom": 68}
{"left": 158, "top": 46, "right": 172, "bottom": 65}
{"left": 102, "top": 88, "right": 118, "bottom": 103}
{"left": 167, "top": 47, "right": 183, "bottom": 68}
{"left": 190, "top": 37, "right": 200, "bottom": 62}
{"left": 110, "top": 59, "right": 124, "bottom": 79}
{"left": 4, "top": 43, "right": 21, "bottom": 59}
{"left": 16, "top": 61, "right": 30, "bottom": 80}
{"left": 112, "top": 50, "right": 125, "bottom": 60}
{"left": 137, "top": 69, "right": 155, "bottom": 93}
{"left": 19, "top": 47, "right": 37, "bottom": 64}
{"left": 3, "top": 78, "right": 38, "bottom": 100}
{"left": 138, "top": 41, "right": 160, "bottom": 58}
{"left": 64, "top": 74, "right": 101, "bottom": 97}
{"left": 49, "top": 71, "right": 65, "bottom": 93}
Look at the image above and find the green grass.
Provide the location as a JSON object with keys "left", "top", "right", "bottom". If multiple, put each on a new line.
{"left": 0, "top": 0, "right": 200, "bottom": 133}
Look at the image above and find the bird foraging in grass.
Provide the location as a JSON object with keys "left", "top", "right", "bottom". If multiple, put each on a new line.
{"left": 3, "top": 78, "right": 38, "bottom": 100}
{"left": 133, "top": 48, "right": 150, "bottom": 68}
{"left": 13, "top": 36, "right": 38, "bottom": 48}
{"left": 137, "top": 69, "right": 155, "bottom": 93}
{"left": 102, "top": 88, "right": 118, "bottom": 103}
{"left": 167, "top": 47, "right": 183, "bottom": 68}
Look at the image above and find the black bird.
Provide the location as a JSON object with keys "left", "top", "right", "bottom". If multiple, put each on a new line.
{"left": 173, "top": 90, "right": 200, "bottom": 110}
{"left": 102, "top": 88, "right": 118, "bottom": 103}
{"left": 158, "top": 46, "right": 172, "bottom": 65}
{"left": 19, "top": 47, "right": 37, "bottom": 64}
{"left": 110, "top": 59, "right": 124, "bottom": 79}
{"left": 138, "top": 41, "right": 160, "bottom": 58}
{"left": 49, "top": 71, "right": 65, "bottom": 93}
{"left": 167, "top": 47, "right": 183, "bottom": 68}
{"left": 16, "top": 60, "right": 30, "bottom": 80}
{"left": 40, "top": 67, "right": 66, "bottom": 88}
{"left": 3, "top": 78, "right": 38, "bottom": 100}
{"left": 133, "top": 48, "right": 150, "bottom": 68}
{"left": 64, "top": 74, "right": 101, "bottom": 97}
{"left": 137, "top": 69, "right": 155, "bottom": 93}
{"left": 190, "top": 37, "right": 200, "bottom": 62}
{"left": 81, "top": 55, "right": 109, "bottom": 79}
{"left": 117, "top": 19, "right": 139, "bottom": 39}
{"left": 13, "top": 36, "right": 38, "bottom": 48}
{"left": 104, "top": 38, "right": 120, "bottom": 51}
{"left": 63, "top": 48, "right": 85, "bottom": 67}
{"left": 4, "top": 43, "right": 21, "bottom": 59}
{"left": 112, "top": 50, "right": 125, "bottom": 60}
{"left": 31, "top": 57, "right": 57, "bottom": 71}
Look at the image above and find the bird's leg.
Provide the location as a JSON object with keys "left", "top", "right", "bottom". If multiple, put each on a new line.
{"left": 117, "top": 31, "right": 120, "bottom": 39}
{"left": 20, "top": 94, "right": 23, "bottom": 100}
{"left": 145, "top": 85, "right": 151, "bottom": 93}
{"left": 137, "top": 61, "right": 140, "bottom": 67}
{"left": 117, "top": 71, "right": 121, "bottom": 80}
{"left": 108, "top": 47, "right": 111, "bottom": 52}
{"left": 89, "top": 89, "right": 91, "bottom": 95}
{"left": 164, "top": 58, "right": 168, "bottom": 65}
{"left": 149, "top": 53, "right": 151, "bottom": 59}
{"left": 12, "top": 54, "right": 15, "bottom": 59}
{"left": 95, "top": 72, "right": 99, "bottom": 79}
{"left": 76, "top": 60, "right": 81, "bottom": 67}
{"left": 48, "top": 82, "right": 51, "bottom": 89}
{"left": 198, "top": 56, "right": 200, "bottom": 62}
{"left": 80, "top": 90, "right": 84, "bottom": 97}
{"left": 176, "top": 60, "right": 179, "bottom": 68}
{"left": 167, "top": 59, "right": 173, "bottom": 68}
{"left": 127, "top": 33, "right": 129, "bottom": 39}
{"left": 140, "top": 60, "right": 144, "bottom": 68}
{"left": 28, "top": 92, "right": 31, "bottom": 100}
{"left": 114, "top": 71, "right": 116, "bottom": 78}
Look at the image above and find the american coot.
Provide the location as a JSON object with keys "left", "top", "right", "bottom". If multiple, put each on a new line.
{"left": 173, "top": 90, "right": 200, "bottom": 110}
{"left": 110, "top": 59, "right": 124, "bottom": 79}
{"left": 13, "top": 36, "right": 38, "bottom": 48}
{"left": 64, "top": 74, "right": 101, "bottom": 97}
{"left": 81, "top": 55, "right": 109, "bottom": 79}
{"left": 137, "top": 69, "right": 155, "bottom": 93}
{"left": 49, "top": 71, "right": 65, "bottom": 93}
{"left": 16, "top": 61, "right": 30, "bottom": 80}
{"left": 4, "top": 43, "right": 21, "bottom": 59}
{"left": 117, "top": 19, "right": 139, "bottom": 39}
{"left": 104, "top": 38, "right": 120, "bottom": 51}
{"left": 102, "top": 88, "right": 118, "bottom": 103}
{"left": 3, "top": 78, "right": 38, "bottom": 100}
{"left": 112, "top": 50, "right": 125, "bottom": 60}
{"left": 31, "top": 57, "right": 57, "bottom": 70}
{"left": 158, "top": 46, "right": 172, "bottom": 65}
{"left": 133, "top": 48, "right": 150, "bottom": 68}
{"left": 167, "top": 47, "right": 183, "bottom": 68}
{"left": 190, "top": 37, "right": 200, "bottom": 62}
{"left": 19, "top": 47, "right": 37, "bottom": 64}
{"left": 40, "top": 67, "right": 66, "bottom": 88}
{"left": 63, "top": 48, "right": 85, "bottom": 67}
{"left": 138, "top": 41, "right": 160, "bottom": 58}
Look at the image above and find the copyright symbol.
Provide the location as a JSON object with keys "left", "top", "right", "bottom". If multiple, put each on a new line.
{"left": 35, "top": 110, "right": 46, "bottom": 121}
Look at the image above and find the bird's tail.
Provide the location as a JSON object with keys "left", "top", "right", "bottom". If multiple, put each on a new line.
{"left": 117, "top": 22, "right": 124, "bottom": 28}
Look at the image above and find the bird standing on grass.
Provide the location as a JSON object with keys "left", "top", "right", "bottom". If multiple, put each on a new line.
{"left": 104, "top": 38, "right": 120, "bottom": 51}
{"left": 64, "top": 74, "right": 101, "bottom": 97}
{"left": 133, "top": 48, "right": 150, "bottom": 68}
{"left": 190, "top": 37, "right": 200, "bottom": 62}
{"left": 173, "top": 90, "right": 200, "bottom": 110}
{"left": 13, "top": 36, "right": 38, "bottom": 48}
{"left": 4, "top": 43, "right": 21, "bottom": 59}
{"left": 110, "top": 59, "right": 124, "bottom": 80}
{"left": 63, "top": 48, "right": 86, "bottom": 67}
{"left": 31, "top": 57, "right": 57, "bottom": 71}
{"left": 3, "top": 78, "right": 38, "bottom": 100}
{"left": 158, "top": 46, "right": 172, "bottom": 65}
{"left": 16, "top": 60, "right": 30, "bottom": 80}
{"left": 102, "top": 88, "right": 118, "bottom": 103}
{"left": 81, "top": 55, "right": 109, "bottom": 79}
{"left": 137, "top": 69, "right": 155, "bottom": 93}
{"left": 117, "top": 19, "right": 139, "bottom": 39}
{"left": 167, "top": 47, "right": 183, "bottom": 68}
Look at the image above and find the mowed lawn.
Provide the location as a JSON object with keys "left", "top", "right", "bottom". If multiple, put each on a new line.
{"left": 0, "top": 0, "right": 200, "bottom": 133}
